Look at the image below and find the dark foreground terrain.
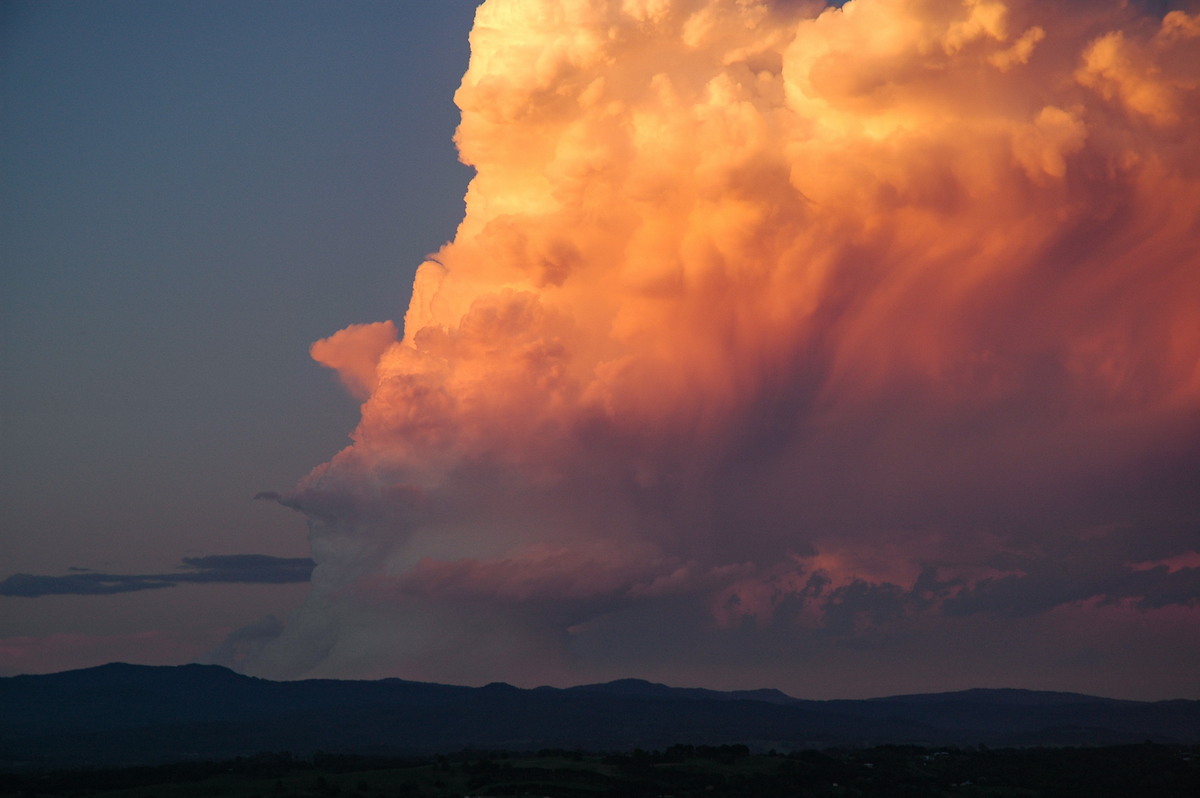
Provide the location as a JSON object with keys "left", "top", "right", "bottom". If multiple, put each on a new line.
{"left": 2, "top": 744, "right": 1198, "bottom": 797}
{"left": 4, "top": 664, "right": 1199, "bottom": 772}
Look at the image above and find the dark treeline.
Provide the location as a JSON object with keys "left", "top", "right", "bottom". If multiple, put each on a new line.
{"left": 2, "top": 743, "right": 1198, "bottom": 797}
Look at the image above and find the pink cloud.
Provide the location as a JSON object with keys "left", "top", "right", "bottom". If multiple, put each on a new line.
{"left": 236, "top": 0, "right": 1200, "bottom": 695}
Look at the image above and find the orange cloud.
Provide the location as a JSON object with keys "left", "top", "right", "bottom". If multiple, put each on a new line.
{"left": 249, "top": 0, "right": 1200, "bottom": 693}
{"left": 310, "top": 321, "right": 398, "bottom": 399}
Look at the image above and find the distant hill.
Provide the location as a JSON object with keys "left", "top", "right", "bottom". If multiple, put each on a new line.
{"left": 2, "top": 664, "right": 1197, "bottom": 771}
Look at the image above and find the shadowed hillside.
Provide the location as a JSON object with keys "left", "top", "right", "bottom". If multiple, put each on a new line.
{"left": 2, "top": 664, "right": 1198, "bottom": 771}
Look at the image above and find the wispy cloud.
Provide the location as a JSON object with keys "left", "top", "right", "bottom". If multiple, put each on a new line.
{"left": 0, "top": 555, "right": 315, "bottom": 598}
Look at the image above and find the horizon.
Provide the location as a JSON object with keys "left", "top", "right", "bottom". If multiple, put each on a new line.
{"left": 8, "top": 658, "right": 1187, "bottom": 705}
{"left": 3, "top": 0, "right": 1199, "bottom": 702}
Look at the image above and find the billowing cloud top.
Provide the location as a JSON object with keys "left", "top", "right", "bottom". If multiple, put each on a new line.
{"left": 259, "top": 0, "right": 1199, "bottom": 696}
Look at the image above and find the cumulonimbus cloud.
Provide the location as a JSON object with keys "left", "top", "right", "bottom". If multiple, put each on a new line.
{"left": 249, "top": 0, "right": 1200, "bottom": 695}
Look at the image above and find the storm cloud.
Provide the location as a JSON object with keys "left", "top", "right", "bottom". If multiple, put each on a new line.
{"left": 242, "top": 0, "right": 1200, "bottom": 697}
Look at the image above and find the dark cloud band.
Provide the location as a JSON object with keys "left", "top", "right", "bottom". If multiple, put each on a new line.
{"left": 0, "top": 555, "right": 315, "bottom": 598}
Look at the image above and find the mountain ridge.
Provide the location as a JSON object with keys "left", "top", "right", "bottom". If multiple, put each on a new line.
{"left": 3, "top": 663, "right": 1197, "bottom": 771}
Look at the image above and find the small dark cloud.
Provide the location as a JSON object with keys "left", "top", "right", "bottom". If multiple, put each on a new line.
{"left": 0, "top": 573, "right": 175, "bottom": 597}
{"left": 177, "top": 554, "right": 316, "bottom": 584}
{"left": 0, "top": 555, "right": 315, "bottom": 598}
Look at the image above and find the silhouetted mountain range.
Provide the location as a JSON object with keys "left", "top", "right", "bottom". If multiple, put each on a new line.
{"left": 2, "top": 664, "right": 1197, "bottom": 770}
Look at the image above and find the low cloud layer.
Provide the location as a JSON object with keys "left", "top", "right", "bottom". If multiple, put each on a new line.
{"left": 247, "top": 0, "right": 1199, "bottom": 697}
{"left": 0, "top": 555, "right": 315, "bottom": 598}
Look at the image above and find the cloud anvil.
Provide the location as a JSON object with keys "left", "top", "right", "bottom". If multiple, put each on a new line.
{"left": 248, "top": 0, "right": 1199, "bottom": 698}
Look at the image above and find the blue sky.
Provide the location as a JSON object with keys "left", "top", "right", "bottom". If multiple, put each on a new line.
{"left": 1, "top": 0, "right": 479, "bottom": 670}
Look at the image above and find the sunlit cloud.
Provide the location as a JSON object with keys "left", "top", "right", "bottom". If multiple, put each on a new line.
{"left": 247, "top": 0, "right": 1200, "bottom": 696}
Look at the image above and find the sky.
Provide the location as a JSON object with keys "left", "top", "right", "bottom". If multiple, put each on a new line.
{"left": 1, "top": 0, "right": 475, "bottom": 672}
{"left": 2, "top": 0, "right": 1199, "bottom": 701}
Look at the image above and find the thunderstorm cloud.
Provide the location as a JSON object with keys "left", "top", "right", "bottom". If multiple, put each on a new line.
{"left": 244, "top": 0, "right": 1199, "bottom": 697}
